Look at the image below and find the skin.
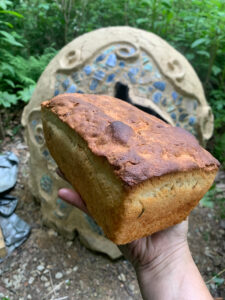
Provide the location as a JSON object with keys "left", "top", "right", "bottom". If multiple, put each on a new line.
{"left": 57, "top": 170, "right": 213, "bottom": 300}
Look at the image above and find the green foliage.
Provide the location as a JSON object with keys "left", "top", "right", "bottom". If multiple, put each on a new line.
{"left": 200, "top": 184, "right": 225, "bottom": 218}
{"left": 0, "top": 0, "right": 224, "bottom": 164}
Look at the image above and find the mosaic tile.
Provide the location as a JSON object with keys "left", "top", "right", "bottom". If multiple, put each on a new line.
{"left": 193, "top": 100, "right": 198, "bottom": 110}
{"left": 162, "top": 98, "right": 167, "bottom": 106}
{"left": 153, "top": 92, "right": 162, "bottom": 104}
{"left": 66, "top": 84, "right": 76, "bottom": 93}
{"left": 171, "top": 112, "right": 177, "bottom": 120}
{"left": 148, "top": 86, "right": 153, "bottom": 92}
{"left": 179, "top": 113, "right": 188, "bottom": 122}
{"left": 71, "top": 72, "right": 79, "bottom": 81}
{"left": 31, "top": 120, "right": 38, "bottom": 127}
{"left": 54, "top": 89, "right": 60, "bottom": 96}
{"left": 93, "top": 70, "right": 105, "bottom": 81}
{"left": 119, "top": 61, "right": 125, "bottom": 67}
{"left": 96, "top": 53, "right": 106, "bottom": 62}
{"left": 172, "top": 91, "right": 178, "bottom": 101}
{"left": 89, "top": 79, "right": 98, "bottom": 90}
{"left": 144, "top": 64, "right": 152, "bottom": 71}
{"left": 40, "top": 175, "right": 52, "bottom": 194}
{"left": 138, "top": 87, "right": 147, "bottom": 93}
{"left": 56, "top": 197, "right": 68, "bottom": 210}
{"left": 77, "top": 90, "right": 84, "bottom": 93}
{"left": 189, "top": 116, "right": 196, "bottom": 125}
{"left": 106, "top": 53, "right": 117, "bottom": 67}
{"left": 85, "top": 215, "right": 104, "bottom": 235}
{"left": 83, "top": 65, "right": 92, "bottom": 75}
{"left": 106, "top": 73, "right": 115, "bottom": 83}
{"left": 176, "top": 97, "right": 183, "bottom": 105}
{"left": 62, "top": 78, "right": 70, "bottom": 89}
{"left": 167, "top": 105, "right": 175, "bottom": 112}
{"left": 153, "top": 81, "right": 166, "bottom": 91}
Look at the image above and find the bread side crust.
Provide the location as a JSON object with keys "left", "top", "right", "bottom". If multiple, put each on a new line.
{"left": 42, "top": 105, "right": 218, "bottom": 245}
{"left": 42, "top": 107, "right": 126, "bottom": 234}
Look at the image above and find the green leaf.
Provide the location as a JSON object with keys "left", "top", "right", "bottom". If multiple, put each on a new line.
{"left": 0, "top": 91, "right": 17, "bottom": 108}
{"left": 191, "top": 38, "right": 207, "bottom": 48}
{"left": 136, "top": 18, "right": 149, "bottom": 25}
{"left": 212, "top": 65, "right": 222, "bottom": 76}
{"left": 0, "top": 10, "right": 23, "bottom": 18}
{"left": 0, "top": 20, "right": 13, "bottom": 28}
{"left": 196, "top": 50, "right": 210, "bottom": 58}
{"left": 0, "top": 62, "right": 15, "bottom": 76}
{"left": 212, "top": 277, "right": 224, "bottom": 286}
{"left": 17, "top": 85, "right": 35, "bottom": 103}
{"left": 0, "top": 0, "right": 12, "bottom": 10}
{"left": 0, "top": 31, "right": 23, "bottom": 47}
{"left": 4, "top": 78, "right": 15, "bottom": 87}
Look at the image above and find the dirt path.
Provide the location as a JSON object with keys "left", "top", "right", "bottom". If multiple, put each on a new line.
{"left": 0, "top": 134, "right": 224, "bottom": 300}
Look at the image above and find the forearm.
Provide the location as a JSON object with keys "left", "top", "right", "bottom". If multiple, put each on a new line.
{"left": 135, "top": 244, "right": 213, "bottom": 300}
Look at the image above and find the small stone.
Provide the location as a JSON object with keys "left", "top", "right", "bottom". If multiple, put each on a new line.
{"left": 55, "top": 272, "right": 63, "bottom": 279}
{"left": 28, "top": 277, "right": 35, "bottom": 284}
{"left": 80, "top": 280, "right": 84, "bottom": 289}
{"left": 207, "top": 266, "right": 211, "bottom": 271}
{"left": 27, "top": 295, "right": 32, "bottom": 299}
{"left": 118, "top": 273, "right": 126, "bottom": 282}
{"left": 37, "top": 265, "right": 45, "bottom": 272}
{"left": 73, "top": 266, "right": 78, "bottom": 272}
{"left": 66, "top": 269, "right": 72, "bottom": 275}
{"left": 41, "top": 275, "right": 48, "bottom": 282}
{"left": 48, "top": 229, "right": 58, "bottom": 237}
{"left": 44, "top": 282, "right": 50, "bottom": 287}
{"left": 66, "top": 241, "right": 73, "bottom": 247}
{"left": 128, "top": 283, "right": 135, "bottom": 292}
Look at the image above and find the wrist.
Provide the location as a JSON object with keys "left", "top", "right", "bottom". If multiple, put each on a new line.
{"left": 135, "top": 243, "right": 213, "bottom": 300}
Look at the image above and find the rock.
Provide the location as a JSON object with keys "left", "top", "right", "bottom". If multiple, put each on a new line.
{"left": 118, "top": 273, "right": 126, "bottom": 282}
{"left": 44, "top": 282, "right": 50, "bottom": 287}
{"left": 55, "top": 272, "right": 63, "bottom": 279}
{"left": 66, "top": 269, "right": 72, "bottom": 275}
{"left": 48, "top": 229, "right": 58, "bottom": 237}
{"left": 37, "top": 265, "right": 45, "bottom": 272}
{"left": 27, "top": 295, "right": 32, "bottom": 299}
{"left": 66, "top": 241, "right": 73, "bottom": 247}
{"left": 73, "top": 266, "right": 78, "bottom": 272}
{"left": 128, "top": 283, "right": 135, "bottom": 292}
{"left": 28, "top": 277, "right": 35, "bottom": 285}
{"left": 41, "top": 275, "right": 48, "bottom": 282}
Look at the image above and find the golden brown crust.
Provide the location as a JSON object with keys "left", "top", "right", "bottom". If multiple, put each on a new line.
{"left": 41, "top": 93, "right": 219, "bottom": 187}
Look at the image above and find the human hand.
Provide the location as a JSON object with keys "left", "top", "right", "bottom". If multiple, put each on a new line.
{"left": 57, "top": 170, "right": 213, "bottom": 300}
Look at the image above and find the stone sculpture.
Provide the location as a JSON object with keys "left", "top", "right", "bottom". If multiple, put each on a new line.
{"left": 22, "top": 26, "right": 214, "bottom": 259}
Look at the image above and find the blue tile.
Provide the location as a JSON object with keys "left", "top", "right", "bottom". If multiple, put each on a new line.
{"left": 167, "top": 105, "right": 175, "bottom": 112}
{"left": 143, "top": 56, "right": 149, "bottom": 64}
{"left": 83, "top": 65, "right": 92, "bottom": 75}
{"left": 96, "top": 53, "right": 106, "bottom": 62}
{"left": 62, "top": 78, "right": 70, "bottom": 89}
{"left": 77, "top": 90, "right": 84, "bottom": 94}
{"left": 31, "top": 120, "right": 38, "bottom": 126}
{"left": 144, "top": 64, "right": 152, "bottom": 71}
{"left": 148, "top": 86, "right": 153, "bottom": 92}
{"left": 106, "top": 73, "right": 115, "bottom": 83}
{"left": 128, "top": 67, "right": 139, "bottom": 75}
{"left": 54, "top": 89, "right": 60, "bottom": 96}
{"left": 119, "top": 47, "right": 135, "bottom": 57}
{"left": 66, "top": 84, "right": 76, "bottom": 93}
{"left": 153, "top": 81, "right": 166, "bottom": 91}
{"left": 106, "top": 53, "right": 117, "bottom": 67}
{"left": 179, "top": 113, "right": 188, "bottom": 122}
{"left": 193, "top": 100, "right": 198, "bottom": 110}
{"left": 71, "top": 72, "right": 79, "bottom": 81}
{"left": 172, "top": 91, "right": 178, "bottom": 101}
{"left": 40, "top": 175, "right": 52, "bottom": 194}
{"left": 189, "top": 116, "right": 196, "bottom": 125}
{"left": 119, "top": 61, "right": 125, "bottom": 67}
{"left": 176, "top": 97, "right": 183, "bottom": 105}
{"left": 153, "top": 92, "right": 162, "bottom": 104}
{"left": 93, "top": 70, "right": 105, "bottom": 81}
{"left": 90, "top": 79, "right": 98, "bottom": 90}
{"left": 178, "top": 108, "right": 183, "bottom": 112}
{"left": 162, "top": 98, "right": 167, "bottom": 106}
{"left": 171, "top": 112, "right": 177, "bottom": 120}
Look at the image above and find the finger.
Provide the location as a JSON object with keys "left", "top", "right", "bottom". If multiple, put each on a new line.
{"left": 58, "top": 188, "right": 90, "bottom": 215}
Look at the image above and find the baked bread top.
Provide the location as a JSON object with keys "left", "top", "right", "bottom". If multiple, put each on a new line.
{"left": 42, "top": 93, "right": 220, "bottom": 187}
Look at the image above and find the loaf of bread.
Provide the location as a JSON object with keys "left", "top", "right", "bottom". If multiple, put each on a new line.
{"left": 41, "top": 93, "right": 219, "bottom": 244}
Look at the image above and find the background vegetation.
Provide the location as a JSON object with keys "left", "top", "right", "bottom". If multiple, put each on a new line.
{"left": 0, "top": 0, "right": 224, "bottom": 165}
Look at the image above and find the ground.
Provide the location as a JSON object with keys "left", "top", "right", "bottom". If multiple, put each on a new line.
{"left": 0, "top": 109, "right": 224, "bottom": 300}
